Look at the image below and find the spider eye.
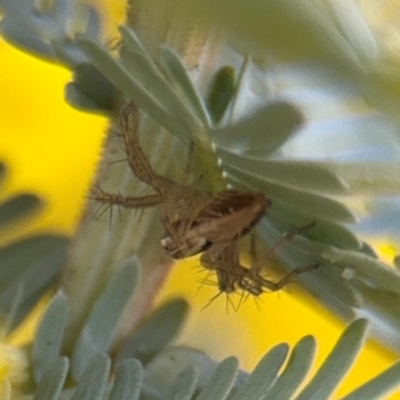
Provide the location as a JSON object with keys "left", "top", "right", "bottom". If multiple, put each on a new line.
{"left": 160, "top": 232, "right": 211, "bottom": 259}
{"left": 160, "top": 236, "right": 173, "bottom": 249}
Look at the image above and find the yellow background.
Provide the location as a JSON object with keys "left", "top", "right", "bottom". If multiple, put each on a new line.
{"left": 0, "top": 2, "right": 399, "bottom": 398}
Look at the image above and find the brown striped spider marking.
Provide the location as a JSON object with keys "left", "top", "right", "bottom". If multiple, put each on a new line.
{"left": 93, "top": 102, "right": 317, "bottom": 297}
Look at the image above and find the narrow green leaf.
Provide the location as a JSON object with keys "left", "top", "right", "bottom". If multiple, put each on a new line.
{"left": 33, "top": 357, "right": 69, "bottom": 400}
{"left": 32, "top": 291, "right": 68, "bottom": 383}
{"left": 341, "top": 361, "right": 400, "bottom": 400}
{"left": 212, "top": 102, "right": 304, "bottom": 154}
{"left": 0, "top": 194, "right": 41, "bottom": 228}
{"left": 117, "top": 298, "right": 189, "bottom": 366}
{"left": 120, "top": 50, "right": 201, "bottom": 136}
{"left": 226, "top": 171, "right": 356, "bottom": 223}
{"left": 0, "top": 235, "right": 69, "bottom": 324}
{"left": 351, "top": 286, "right": 400, "bottom": 353}
{"left": 108, "top": 359, "right": 143, "bottom": 400}
{"left": 1, "top": 283, "right": 24, "bottom": 338}
{"left": 118, "top": 25, "right": 151, "bottom": 62}
{"left": 262, "top": 336, "right": 316, "bottom": 400}
{"left": 160, "top": 45, "right": 211, "bottom": 127}
{"left": 0, "top": 17, "right": 55, "bottom": 60}
{"left": 0, "top": 236, "right": 68, "bottom": 290}
{"left": 43, "top": 0, "right": 70, "bottom": 29}
{"left": 206, "top": 66, "right": 236, "bottom": 125}
{"left": 66, "top": 63, "right": 116, "bottom": 112}
{"left": 71, "top": 257, "right": 139, "bottom": 380}
{"left": 53, "top": 39, "right": 87, "bottom": 67}
{"left": 139, "top": 385, "right": 163, "bottom": 399}
{"left": 310, "top": 161, "right": 400, "bottom": 196}
{"left": 76, "top": 37, "right": 190, "bottom": 143}
{"left": 257, "top": 219, "right": 362, "bottom": 311}
{"left": 83, "top": 5, "right": 101, "bottom": 40}
{"left": 217, "top": 150, "right": 349, "bottom": 194}
{"left": 165, "top": 367, "right": 197, "bottom": 400}
{"left": 304, "top": 264, "right": 362, "bottom": 310}
{"left": 71, "top": 354, "right": 110, "bottom": 400}
{"left": 0, "top": 242, "right": 68, "bottom": 330}
{"left": 325, "top": 162, "right": 400, "bottom": 195}
{"left": 144, "top": 347, "right": 216, "bottom": 394}
{"left": 231, "top": 344, "right": 288, "bottom": 400}
{"left": 65, "top": 83, "right": 107, "bottom": 113}
{"left": 322, "top": 248, "right": 400, "bottom": 296}
{"left": 196, "top": 356, "right": 238, "bottom": 400}
{"left": 269, "top": 203, "right": 361, "bottom": 250}
{"left": 296, "top": 319, "right": 368, "bottom": 400}
{"left": 225, "top": 56, "right": 249, "bottom": 124}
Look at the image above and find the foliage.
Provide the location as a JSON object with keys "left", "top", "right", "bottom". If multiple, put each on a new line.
{"left": 0, "top": 0, "right": 400, "bottom": 398}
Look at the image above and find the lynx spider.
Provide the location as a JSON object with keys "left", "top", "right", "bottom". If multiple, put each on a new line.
{"left": 93, "top": 102, "right": 316, "bottom": 297}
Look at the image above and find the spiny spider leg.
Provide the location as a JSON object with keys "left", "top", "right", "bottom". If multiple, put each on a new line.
{"left": 108, "top": 158, "right": 129, "bottom": 166}
{"left": 258, "top": 264, "right": 319, "bottom": 292}
{"left": 120, "top": 102, "right": 170, "bottom": 195}
{"left": 90, "top": 202, "right": 111, "bottom": 221}
{"left": 201, "top": 242, "right": 256, "bottom": 295}
{"left": 246, "top": 228, "right": 318, "bottom": 293}
{"left": 93, "top": 191, "right": 163, "bottom": 209}
{"left": 202, "top": 239, "right": 318, "bottom": 296}
{"left": 91, "top": 102, "right": 171, "bottom": 216}
{"left": 271, "top": 221, "right": 316, "bottom": 256}
{"left": 201, "top": 290, "right": 224, "bottom": 311}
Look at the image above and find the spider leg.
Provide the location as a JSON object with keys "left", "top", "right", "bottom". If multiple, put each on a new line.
{"left": 246, "top": 222, "right": 318, "bottom": 292}
{"left": 201, "top": 242, "right": 264, "bottom": 297}
{"left": 92, "top": 191, "right": 163, "bottom": 210}
{"left": 272, "top": 221, "right": 316, "bottom": 256}
{"left": 249, "top": 232, "right": 262, "bottom": 277}
{"left": 121, "top": 102, "right": 170, "bottom": 194}
{"left": 90, "top": 202, "right": 111, "bottom": 221}
{"left": 200, "top": 243, "right": 237, "bottom": 294}
{"left": 258, "top": 264, "right": 319, "bottom": 292}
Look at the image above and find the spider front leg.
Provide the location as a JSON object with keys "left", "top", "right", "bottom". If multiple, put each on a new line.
{"left": 92, "top": 188, "right": 163, "bottom": 210}
{"left": 270, "top": 221, "right": 316, "bottom": 255}
{"left": 256, "top": 264, "right": 318, "bottom": 292}
{"left": 120, "top": 102, "right": 170, "bottom": 194}
{"left": 247, "top": 223, "right": 317, "bottom": 292}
